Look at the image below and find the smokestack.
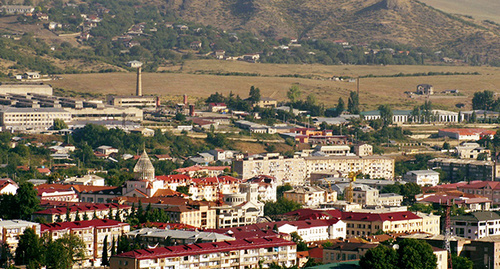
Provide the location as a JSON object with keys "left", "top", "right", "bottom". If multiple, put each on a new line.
{"left": 136, "top": 67, "right": 142, "bottom": 96}
{"left": 183, "top": 94, "right": 188, "bottom": 106}
{"left": 189, "top": 104, "right": 195, "bottom": 117}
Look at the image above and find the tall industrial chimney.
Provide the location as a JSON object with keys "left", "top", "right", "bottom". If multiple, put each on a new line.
{"left": 136, "top": 66, "right": 142, "bottom": 96}
{"left": 183, "top": 94, "right": 188, "bottom": 106}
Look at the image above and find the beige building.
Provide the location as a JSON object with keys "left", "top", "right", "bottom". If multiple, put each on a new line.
{"left": 354, "top": 143, "right": 373, "bottom": 156}
{"left": 378, "top": 193, "right": 404, "bottom": 206}
{"left": 417, "top": 212, "right": 441, "bottom": 235}
{"left": 284, "top": 186, "right": 336, "bottom": 207}
{"left": 0, "top": 220, "right": 40, "bottom": 252}
{"left": 67, "top": 106, "right": 143, "bottom": 122}
{"left": 0, "top": 83, "right": 53, "bottom": 95}
{"left": 323, "top": 242, "right": 378, "bottom": 263}
{"left": 0, "top": 107, "right": 71, "bottom": 131}
{"left": 106, "top": 95, "right": 157, "bottom": 108}
{"left": 254, "top": 97, "right": 278, "bottom": 108}
{"left": 110, "top": 237, "right": 297, "bottom": 269}
{"left": 164, "top": 204, "right": 216, "bottom": 229}
{"left": 351, "top": 185, "right": 379, "bottom": 206}
{"left": 304, "top": 156, "right": 395, "bottom": 180}
{"left": 341, "top": 211, "right": 427, "bottom": 237}
{"left": 234, "top": 155, "right": 307, "bottom": 185}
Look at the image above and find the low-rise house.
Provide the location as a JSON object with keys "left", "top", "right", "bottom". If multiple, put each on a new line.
{"left": 254, "top": 97, "right": 278, "bottom": 108}
{"left": 42, "top": 219, "right": 130, "bottom": 267}
{"left": 323, "top": 242, "right": 378, "bottom": 264}
{"left": 63, "top": 174, "right": 105, "bottom": 186}
{"left": 456, "top": 142, "right": 490, "bottom": 160}
{"left": 378, "top": 193, "right": 403, "bottom": 206}
{"left": 110, "top": 237, "right": 297, "bottom": 269}
{"left": 95, "top": 145, "right": 119, "bottom": 156}
{"left": 208, "top": 102, "right": 227, "bottom": 113}
{"left": 0, "top": 178, "right": 18, "bottom": 195}
{"left": 404, "top": 170, "right": 440, "bottom": 186}
{"left": 438, "top": 128, "right": 496, "bottom": 140}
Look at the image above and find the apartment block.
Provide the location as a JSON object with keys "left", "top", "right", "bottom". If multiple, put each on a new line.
{"left": 283, "top": 186, "right": 336, "bottom": 207}
{"left": 428, "top": 158, "right": 500, "bottom": 182}
{"left": 233, "top": 155, "right": 307, "bottom": 185}
{"left": 32, "top": 203, "right": 132, "bottom": 222}
{"left": 304, "top": 156, "right": 395, "bottom": 180}
{"left": 451, "top": 211, "right": 500, "bottom": 240}
{"left": 0, "top": 107, "right": 71, "bottom": 131}
{"left": 110, "top": 237, "right": 297, "bottom": 269}
{"left": 0, "top": 220, "right": 40, "bottom": 252}
{"left": 341, "top": 211, "right": 427, "bottom": 237}
{"left": 42, "top": 219, "right": 130, "bottom": 267}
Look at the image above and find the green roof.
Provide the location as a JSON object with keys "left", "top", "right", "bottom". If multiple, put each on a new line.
{"left": 451, "top": 211, "right": 500, "bottom": 222}
{"left": 306, "top": 261, "right": 360, "bottom": 269}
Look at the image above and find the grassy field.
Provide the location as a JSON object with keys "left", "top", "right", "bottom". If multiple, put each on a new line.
{"left": 419, "top": 0, "right": 500, "bottom": 23}
{"left": 50, "top": 60, "right": 500, "bottom": 111}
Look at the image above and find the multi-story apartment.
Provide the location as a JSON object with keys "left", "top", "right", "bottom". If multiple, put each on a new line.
{"left": 0, "top": 107, "right": 71, "bottom": 131}
{"left": 0, "top": 220, "right": 40, "bottom": 251}
{"left": 351, "top": 185, "right": 379, "bottom": 206}
{"left": 174, "top": 165, "right": 231, "bottom": 178}
{"left": 304, "top": 156, "right": 395, "bottom": 180}
{"left": 109, "top": 237, "right": 297, "bottom": 269}
{"left": 164, "top": 204, "right": 217, "bottom": 229}
{"left": 215, "top": 198, "right": 264, "bottom": 229}
{"left": 378, "top": 193, "right": 404, "bottom": 207}
{"left": 404, "top": 170, "right": 440, "bottom": 186}
{"left": 241, "top": 175, "right": 278, "bottom": 202}
{"left": 283, "top": 186, "right": 336, "bottom": 207}
{"left": 456, "top": 142, "right": 491, "bottom": 160}
{"left": 234, "top": 155, "right": 307, "bottom": 185}
{"left": 458, "top": 181, "right": 500, "bottom": 204}
{"left": 42, "top": 219, "right": 130, "bottom": 267}
{"left": 323, "top": 242, "right": 378, "bottom": 264}
{"left": 451, "top": 211, "right": 500, "bottom": 240}
{"left": 341, "top": 211, "right": 429, "bottom": 237}
{"left": 416, "top": 212, "right": 441, "bottom": 235}
{"left": 428, "top": 158, "right": 500, "bottom": 182}
{"left": 189, "top": 176, "right": 242, "bottom": 201}
{"left": 31, "top": 203, "right": 132, "bottom": 222}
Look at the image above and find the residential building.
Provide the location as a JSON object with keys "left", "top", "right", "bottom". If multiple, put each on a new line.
{"left": 234, "top": 155, "right": 306, "bottom": 185}
{"left": 164, "top": 204, "right": 216, "bottom": 229}
{"left": 378, "top": 193, "right": 403, "bottom": 206}
{"left": 188, "top": 176, "right": 241, "bottom": 201}
{"left": 0, "top": 178, "right": 18, "bottom": 195}
{"left": 354, "top": 143, "right": 372, "bottom": 156}
{"left": 416, "top": 84, "right": 433, "bottom": 95}
{"left": 275, "top": 219, "right": 346, "bottom": 242}
{"left": 304, "top": 155, "right": 395, "bottom": 180}
{"left": 416, "top": 193, "right": 491, "bottom": 212}
{"left": 416, "top": 212, "right": 441, "bottom": 235}
{"left": 0, "top": 220, "right": 40, "bottom": 251}
{"left": 254, "top": 97, "right": 278, "bottom": 108}
{"left": 241, "top": 175, "right": 278, "bottom": 202}
{"left": 341, "top": 211, "right": 427, "bottom": 237}
{"left": 63, "top": 174, "right": 105, "bottom": 186}
{"left": 404, "top": 170, "right": 440, "bottom": 186}
{"left": 350, "top": 185, "right": 379, "bottom": 206}
{"left": 458, "top": 181, "right": 500, "bottom": 205}
{"left": 451, "top": 211, "right": 500, "bottom": 240}
{"left": 174, "top": 165, "right": 230, "bottom": 178}
{"left": 438, "top": 128, "right": 496, "bottom": 140}
{"left": 42, "top": 219, "right": 130, "bottom": 267}
{"left": 0, "top": 107, "right": 71, "bottom": 131}
{"left": 462, "top": 236, "right": 500, "bottom": 269}
{"left": 313, "top": 145, "right": 351, "bottom": 156}
{"left": 110, "top": 237, "right": 297, "bottom": 269}
{"left": 428, "top": 158, "right": 500, "bottom": 182}
{"left": 31, "top": 203, "right": 131, "bottom": 222}
{"left": 284, "top": 186, "right": 336, "bottom": 207}
{"left": 323, "top": 242, "right": 378, "bottom": 263}
{"left": 215, "top": 196, "right": 263, "bottom": 229}
{"left": 456, "top": 142, "right": 490, "bottom": 160}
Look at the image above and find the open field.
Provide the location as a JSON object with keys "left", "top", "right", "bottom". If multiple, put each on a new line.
{"left": 420, "top": 0, "right": 500, "bottom": 23}
{"left": 50, "top": 60, "right": 500, "bottom": 111}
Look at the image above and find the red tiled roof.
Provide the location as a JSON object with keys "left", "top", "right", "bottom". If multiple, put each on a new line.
{"left": 34, "top": 203, "right": 131, "bottom": 215}
{"left": 340, "top": 211, "right": 421, "bottom": 222}
{"left": 0, "top": 178, "right": 18, "bottom": 192}
{"left": 41, "top": 219, "right": 128, "bottom": 232}
{"left": 116, "top": 237, "right": 295, "bottom": 260}
{"left": 133, "top": 222, "right": 196, "bottom": 230}
{"left": 155, "top": 174, "right": 192, "bottom": 183}
{"left": 174, "top": 165, "right": 230, "bottom": 173}
{"left": 153, "top": 189, "right": 187, "bottom": 197}
{"left": 191, "top": 176, "right": 240, "bottom": 185}
{"left": 459, "top": 181, "right": 500, "bottom": 190}
{"left": 284, "top": 209, "right": 342, "bottom": 220}
{"left": 37, "top": 168, "right": 51, "bottom": 173}
{"left": 439, "top": 128, "right": 496, "bottom": 136}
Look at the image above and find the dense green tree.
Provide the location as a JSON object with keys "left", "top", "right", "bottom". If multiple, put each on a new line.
{"left": 248, "top": 86, "right": 261, "bottom": 104}
{"left": 52, "top": 119, "right": 68, "bottom": 130}
{"left": 45, "top": 233, "right": 85, "bottom": 269}
{"left": 101, "top": 235, "right": 109, "bottom": 266}
{"left": 378, "top": 104, "right": 393, "bottom": 126}
{"left": 397, "top": 239, "right": 437, "bottom": 269}
{"left": 452, "top": 255, "right": 473, "bottom": 269}
{"left": 17, "top": 182, "right": 40, "bottom": 220}
{"left": 347, "top": 91, "right": 360, "bottom": 114}
{"left": 264, "top": 198, "right": 302, "bottom": 217}
{"left": 472, "top": 90, "right": 495, "bottom": 110}
{"left": 290, "top": 232, "right": 308, "bottom": 252}
{"left": 15, "top": 228, "right": 43, "bottom": 268}
{"left": 287, "top": 85, "right": 301, "bottom": 103}
{"left": 336, "top": 97, "right": 345, "bottom": 116}
{"left": 0, "top": 242, "right": 12, "bottom": 268}
{"left": 360, "top": 244, "right": 398, "bottom": 269}
{"left": 277, "top": 184, "right": 293, "bottom": 199}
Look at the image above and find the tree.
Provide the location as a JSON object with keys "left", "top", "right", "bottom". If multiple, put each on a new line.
{"left": 290, "top": 232, "right": 308, "bottom": 251}
{"left": 101, "top": 235, "right": 109, "bottom": 266}
{"left": 397, "top": 239, "right": 437, "bottom": 269}
{"left": 360, "top": 244, "right": 398, "bottom": 269}
{"left": 45, "top": 233, "right": 85, "bottom": 269}
{"left": 472, "top": 90, "right": 495, "bottom": 110}
{"left": 442, "top": 142, "right": 450, "bottom": 150}
{"left": 347, "top": 91, "right": 360, "bottom": 114}
{"left": 0, "top": 242, "right": 12, "bottom": 268}
{"left": 378, "top": 104, "right": 393, "bottom": 126}
{"left": 110, "top": 236, "right": 116, "bottom": 257}
{"left": 264, "top": 198, "right": 302, "bottom": 217}
{"left": 287, "top": 85, "right": 301, "bottom": 103}
{"left": 175, "top": 113, "right": 186, "bottom": 122}
{"left": 452, "top": 255, "right": 473, "bottom": 269}
{"left": 336, "top": 97, "right": 345, "bottom": 116}
{"left": 277, "top": 184, "right": 293, "bottom": 199}
{"left": 248, "top": 86, "right": 261, "bottom": 104}
{"left": 17, "top": 182, "right": 40, "bottom": 220}
{"left": 52, "top": 119, "right": 68, "bottom": 130}
{"left": 15, "top": 228, "right": 43, "bottom": 268}
{"left": 176, "top": 186, "right": 189, "bottom": 195}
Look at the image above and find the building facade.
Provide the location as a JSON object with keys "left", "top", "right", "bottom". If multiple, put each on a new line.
{"left": 404, "top": 170, "right": 440, "bottom": 186}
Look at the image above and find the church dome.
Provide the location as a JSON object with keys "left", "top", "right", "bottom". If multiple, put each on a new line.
{"left": 133, "top": 150, "right": 155, "bottom": 181}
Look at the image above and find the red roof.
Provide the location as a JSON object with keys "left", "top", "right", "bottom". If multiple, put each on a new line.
{"left": 174, "top": 165, "right": 230, "bottom": 173}
{"left": 155, "top": 174, "right": 192, "bottom": 183}
{"left": 191, "top": 176, "right": 240, "bottom": 185}
{"left": 0, "top": 179, "right": 18, "bottom": 192}
{"left": 133, "top": 222, "right": 196, "bottom": 230}
{"left": 439, "top": 128, "right": 496, "bottom": 136}
{"left": 459, "top": 181, "right": 500, "bottom": 190}
{"left": 284, "top": 209, "right": 342, "bottom": 220}
{"left": 116, "top": 237, "right": 295, "bottom": 260}
{"left": 340, "top": 211, "right": 421, "bottom": 222}
{"left": 34, "top": 203, "right": 131, "bottom": 215}
{"left": 37, "top": 168, "right": 51, "bottom": 174}
{"left": 41, "top": 219, "right": 128, "bottom": 232}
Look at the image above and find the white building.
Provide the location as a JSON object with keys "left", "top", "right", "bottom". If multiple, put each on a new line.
{"left": 404, "top": 170, "right": 440, "bottom": 186}
{"left": 277, "top": 219, "right": 346, "bottom": 242}
{"left": 63, "top": 174, "right": 105, "bottom": 186}
{"left": 0, "top": 107, "right": 71, "bottom": 131}
{"left": 456, "top": 142, "right": 490, "bottom": 160}
{"left": 0, "top": 220, "right": 40, "bottom": 251}
{"left": 451, "top": 211, "right": 500, "bottom": 239}
{"left": 0, "top": 178, "right": 18, "bottom": 195}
